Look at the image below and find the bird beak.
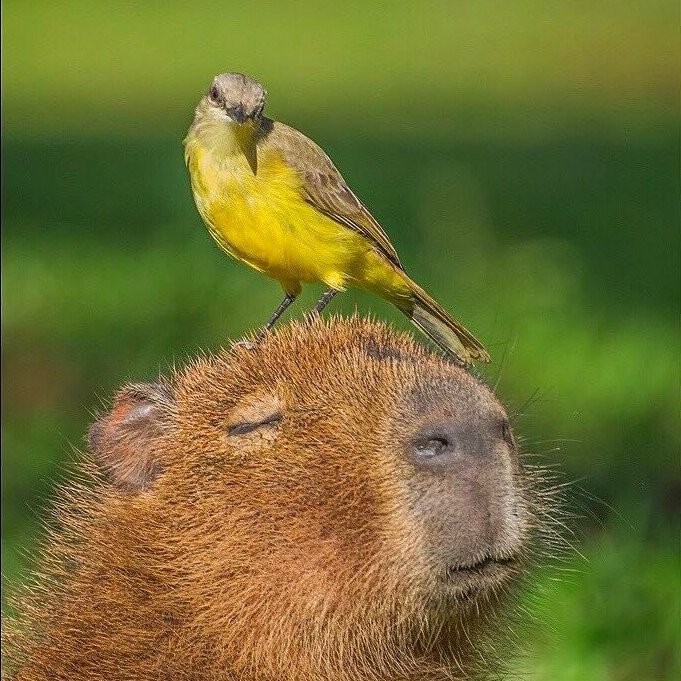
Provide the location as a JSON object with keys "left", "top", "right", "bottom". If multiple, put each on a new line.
{"left": 229, "top": 105, "right": 246, "bottom": 125}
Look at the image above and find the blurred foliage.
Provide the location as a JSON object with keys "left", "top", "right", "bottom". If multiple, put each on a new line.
{"left": 2, "top": 1, "right": 679, "bottom": 679}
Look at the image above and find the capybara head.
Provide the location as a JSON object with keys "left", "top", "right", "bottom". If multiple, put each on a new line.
{"left": 5, "top": 318, "right": 541, "bottom": 681}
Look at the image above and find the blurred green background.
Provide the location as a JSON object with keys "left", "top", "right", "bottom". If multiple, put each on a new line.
{"left": 2, "top": 1, "right": 679, "bottom": 678}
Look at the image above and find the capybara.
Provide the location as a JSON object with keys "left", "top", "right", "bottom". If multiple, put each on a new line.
{"left": 3, "top": 317, "right": 549, "bottom": 681}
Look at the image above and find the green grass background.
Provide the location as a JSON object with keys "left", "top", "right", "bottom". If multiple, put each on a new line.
{"left": 2, "top": 1, "right": 679, "bottom": 678}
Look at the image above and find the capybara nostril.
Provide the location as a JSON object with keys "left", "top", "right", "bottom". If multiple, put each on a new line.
{"left": 409, "top": 423, "right": 489, "bottom": 471}
{"left": 413, "top": 432, "right": 451, "bottom": 460}
{"left": 410, "top": 427, "right": 457, "bottom": 470}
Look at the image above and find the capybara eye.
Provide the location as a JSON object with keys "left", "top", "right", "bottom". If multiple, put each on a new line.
{"left": 228, "top": 412, "right": 281, "bottom": 436}
{"left": 414, "top": 436, "right": 450, "bottom": 459}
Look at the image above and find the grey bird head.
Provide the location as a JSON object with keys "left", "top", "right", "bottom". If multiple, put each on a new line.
{"left": 206, "top": 72, "right": 267, "bottom": 125}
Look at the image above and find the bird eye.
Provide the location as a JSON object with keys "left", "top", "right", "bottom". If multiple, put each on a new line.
{"left": 209, "top": 85, "right": 220, "bottom": 101}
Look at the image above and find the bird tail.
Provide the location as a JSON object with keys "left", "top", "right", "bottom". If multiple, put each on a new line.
{"left": 397, "top": 279, "right": 490, "bottom": 365}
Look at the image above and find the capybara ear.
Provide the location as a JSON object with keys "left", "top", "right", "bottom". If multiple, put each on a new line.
{"left": 88, "top": 383, "right": 173, "bottom": 491}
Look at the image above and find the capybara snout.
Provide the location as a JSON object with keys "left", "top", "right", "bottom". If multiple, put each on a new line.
{"left": 396, "top": 371, "right": 528, "bottom": 588}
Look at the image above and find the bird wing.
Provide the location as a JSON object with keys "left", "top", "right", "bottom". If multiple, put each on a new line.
{"left": 260, "top": 120, "right": 403, "bottom": 269}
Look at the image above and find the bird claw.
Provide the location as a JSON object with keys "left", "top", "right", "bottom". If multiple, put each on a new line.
{"left": 231, "top": 325, "right": 274, "bottom": 351}
{"left": 230, "top": 338, "right": 258, "bottom": 351}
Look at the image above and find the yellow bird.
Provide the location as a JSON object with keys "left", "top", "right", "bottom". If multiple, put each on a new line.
{"left": 184, "top": 72, "right": 489, "bottom": 364}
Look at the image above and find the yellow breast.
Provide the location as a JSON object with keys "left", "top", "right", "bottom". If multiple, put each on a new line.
{"left": 186, "top": 134, "right": 363, "bottom": 290}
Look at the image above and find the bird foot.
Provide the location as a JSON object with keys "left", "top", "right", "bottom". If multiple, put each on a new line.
{"left": 230, "top": 325, "right": 274, "bottom": 351}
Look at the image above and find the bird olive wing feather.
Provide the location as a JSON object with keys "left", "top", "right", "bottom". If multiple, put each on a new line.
{"left": 260, "top": 120, "right": 403, "bottom": 268}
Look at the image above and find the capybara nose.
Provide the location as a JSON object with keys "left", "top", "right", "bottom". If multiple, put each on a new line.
{"left": 403, "top": 412, "right": 524, "bottom": 569}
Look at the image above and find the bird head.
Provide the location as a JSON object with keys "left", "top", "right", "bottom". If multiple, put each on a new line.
{"left": 205, "top": 72, "right": 267, "bottom": 126}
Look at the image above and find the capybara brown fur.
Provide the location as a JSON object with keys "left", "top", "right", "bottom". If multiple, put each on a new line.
{"left": 3, "top": 317, "right": 548, "bottom": 681}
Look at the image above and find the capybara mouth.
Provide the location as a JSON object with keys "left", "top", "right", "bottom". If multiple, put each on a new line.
{"left": 432, "top": 555, "right": 519, "bottom": 604}
{"left": 447, "top": 555, "right": 516, "bottom": 576}
{"left": 440, "top": 554, "right": 519, "bottom": 593}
